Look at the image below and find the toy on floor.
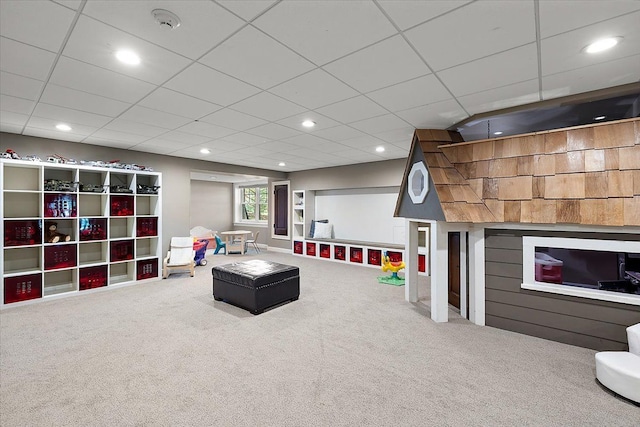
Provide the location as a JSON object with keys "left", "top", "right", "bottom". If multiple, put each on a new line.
{"left": 193, "top": 239, "right": 209, "bottom": 266}
{"left": 377, "top": 251, "right": 405, "bottom": 286}
{"left": 45, "top": 221, "right": 71, "bottom": 243}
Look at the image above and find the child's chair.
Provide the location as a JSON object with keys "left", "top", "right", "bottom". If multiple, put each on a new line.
{"left": 214, "top": 234, "right": 226, "bottom": 255}
{"left": 163, "top": 237, "right": 196, "bottom": 278}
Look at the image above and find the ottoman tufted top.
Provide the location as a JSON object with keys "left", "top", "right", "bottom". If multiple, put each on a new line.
{"left": 212, "top": 259, "right": 299, "bottom": 289}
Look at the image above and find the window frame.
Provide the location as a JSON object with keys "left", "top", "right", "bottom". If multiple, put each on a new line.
{"left": 521, "top": 236, "right": 640, "bottom": 306}
{"left": 234, "top": 181, "right": 269, "bottom": 226}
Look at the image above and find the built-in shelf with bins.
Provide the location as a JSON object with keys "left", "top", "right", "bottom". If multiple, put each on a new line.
{"left": 292, "top": 190, "right": 314, "bottom": 253}
{"left": 1, "top": 159, "right": 162, "bottom": 306}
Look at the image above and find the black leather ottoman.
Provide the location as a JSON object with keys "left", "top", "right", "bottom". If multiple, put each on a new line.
{"left": 212, "top": 260, "right": 299, "bottom": 314}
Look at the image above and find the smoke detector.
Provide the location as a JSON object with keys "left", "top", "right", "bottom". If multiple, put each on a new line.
{"left": 151, "top": 9, "right": 181, "bottom": 30}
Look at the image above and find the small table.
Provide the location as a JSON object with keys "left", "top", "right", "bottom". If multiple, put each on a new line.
{"left": 220, "top": 230, "right": 252, "bottom": 255}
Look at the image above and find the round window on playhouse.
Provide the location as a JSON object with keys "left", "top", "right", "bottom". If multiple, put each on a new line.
{"left": 408, "top": 161, "right": 429, "bottom": 204}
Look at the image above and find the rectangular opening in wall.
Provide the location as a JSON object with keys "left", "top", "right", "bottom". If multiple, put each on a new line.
{"left": 44, "top": 269, "right": 77, "bottom": 296}
{"left": 523, "top": 236, "right": 640, "bottom": 305}
{"left": 3, "top": 165, "right": 40, "bottom": 191}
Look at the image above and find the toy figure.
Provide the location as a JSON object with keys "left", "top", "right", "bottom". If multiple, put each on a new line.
{"left": 45, "top": 221, "right": 70, "bottom": 243}
{"left": 377, "top": 251, "right": 405, "bottom": 286}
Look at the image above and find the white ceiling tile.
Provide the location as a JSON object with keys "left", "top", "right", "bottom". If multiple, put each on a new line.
{"left": 0, "top": 72, "right": 44, "bottom": 100}
{"left": 201, "top": 139, "right": 248, "bottom": 152}
{"left": 25, "top": 116, "right": 96, "bottom": 136}
{"left": 156, "top": 130, "right": 210, "bottom": 145}
{"left": 128, "top": 143, "right": 175, "bottom": 155}
{"left": 200, "top": 26, "right": 315, "bottom": 89}
{"left": 335, "top": 148, "right": 385, "bottom": 163}
{"left": 276, "top": 111, "right": 341, "bottom": 133}
{"left": 0, "top": 37, "right": 56, "bottom": 81}
{"left": 339, "top": 135, "right": 385, "bottom": 149}
{"left": 280, "top": 134, "right": 346, "bottom": 152}
{"left": 366, "top": 74, "right": 451, "bottom": 112}
{"left": 225, "top": 146, "right": 273, "bottom": 158}
{"left": 541, "top": 12, "right": 640, "bottom": 76}
{"left": 0, "top": 94, "right": 35, "bottom": 115}
{"left": 40, "top": 84, "right": 130, "bottom": 117}
{"left": 375, "top": 144, "right": 409, "bottom": 158}
{"left": 311, "top": 125, "right": 367, "bottom": 142}
{"left": 253, "top": 140, "right": 299, "bottom": 153}
{"left": 324, "top": 35, "right": 429, "bottom": 93}
{"left": 132, "top": 138, "right": 193, "bottom": 150}
{"left": 377, "top": 0, "right": 471, "bottom": 30}
{"left": 177, "top": 121, "right": 237, "bottom": 139}
{"left": 32, "top": 103, "right": 112, "bottom": 128}
{"left": 219, "top": 132, "right": 266, "bottom": 145}
{"left": 23, "top": 127, "right": 85, "bottom": 142}
{"left": 349, "top": 113, "right": 411, "bottom": 134}
{"left": 230, "top": 92, "right": 306, "bottom": 121}
{"left": 90, "top": 129, "right": 149, "bottom": 144}
{"left": 396, "top": 98, "right": 468, "bottom": 128}
{"left": 390, "top": 138, "right": 413, "bottom": 150}
{"left": 52, "top": 1, "right": 82, "bottom": 10}
{"left": 62, "top": 16, "right": 192, "bottom": 85}
{"left": 405, "top": 1, "right": 535, "bottom": 71}
{"left": 316, "top": 96, "right": 388, "bottom": 124}
{"left": 198, "top": 108, "right": 267, "bottom": 131}
{"left": 0, "top": 0, "right": 75, "bottom": 52}
{"left": 373, "top": 128, "right": 415, "bottom": 145}
{"left": 50, "top": 57, "right": 156, "bottom": 103}
{"left": 81, "top": 138, "right": 135, "bottom": 149}
{"left": 217, "top": 1, "right": 278, "bottom": 21}
{"left": 82, "top": 1, "right": 245, "bottom": 60}
{"left": 437, "top": 44, "right": 539, "bottom": 97}
{"left": 0, "top": 122, "right": 24, "bottom": 134}
{"left": 542, "top": 55, "right": 640, "bottom": 100}
{"left": 245, "top": 123, "right": 302, "bottom": 140}
{"left": 458, "top": 79, "right": 541, "bottom": 115}
{"left": 268, "top": 68, "right": 359, "bottom": 109}
{"left": 104, "top": 119, "right": 168, "bottom": 138}
{"left": 0, "top": 110, "right": 28, "bottom": 126}
{"left": 119, "top": 105, "right": 193, "bottom": 129}
{"left": 539, "top": 1, "right": 640, "bottom": 38}
{"left": 138, "top": 88, "right": 221, "bottom": 119}
{"left": 165, "top": 63, "right": 260, "bottom": 106}
{"left": 253, "top": 1, "right": 397, "bottom": 65}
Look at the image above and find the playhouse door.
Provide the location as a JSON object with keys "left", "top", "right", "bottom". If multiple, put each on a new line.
{"left": 448, "top": 232, "right": 461, "bottom": 309}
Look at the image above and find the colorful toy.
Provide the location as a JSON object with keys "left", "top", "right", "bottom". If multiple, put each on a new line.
{"left": 45, "top": 221, "right": 71, "bottom": 243}
{"left": 193, "top": 239, "right": 209, "bottom": 266}
{"left": 377, "top": 251, "right": 405, "bottom": 286}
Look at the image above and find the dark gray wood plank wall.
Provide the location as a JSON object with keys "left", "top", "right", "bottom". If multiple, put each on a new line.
{"left": 485, "top": 229, "right": 640, "bottom": 351}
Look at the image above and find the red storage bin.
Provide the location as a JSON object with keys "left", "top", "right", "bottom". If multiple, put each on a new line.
{"left": 306, "top": 242, "right": 316, "bottom": 256}
{"left": 320, "top": 244, "right": 331, "bottom": 258}
{"left": 4, "top": 220, "right": 41, "bottom": 246}
{"left": 350, "top": 247, "right": 363, "bottom": 263}
{"left": 79, "top": 218, "right": 107, "bottom": 241}
{"left": 388, "top": 251, "right": 403, "bottom": 263}
{"left": 110, "top": 195, "right": 134, "bottom": 216}
{"left": 535, "top": 252, "right": 563, "bottom": 284}
{"left": 418, "top": 254, "right": 426, "bottom": 273}
{"left": 110, "top": 240, "right": 134, "bottom": 262}
{"left": 4, "top": 273, "right": 42, "bottom": 304}
{"left": 334, "top": 245, "right": 346, "bottom": 261}
{"left": 293, "top": 241, "right": 303, "bottom": 255}
{"left": 137, "top": 258, "right": 158, "bottom": 280}
{"left": 136, "top": 217, "right": 158, "bottom": 237}
{"left": 79, "top": 265, "right": 108, "bottom": 290}
{"left": 44, "top": 244, "right": 77, "bottom": 270}
{"left": 44, "top": 193, "right": 77, "bottom": 218}
{"left": 368, "top": 249, "right": 382, "bottom": 266}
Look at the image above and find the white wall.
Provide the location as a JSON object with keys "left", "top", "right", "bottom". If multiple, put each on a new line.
{"left": 314, "top": 187, "right": 404, "bottom": 244}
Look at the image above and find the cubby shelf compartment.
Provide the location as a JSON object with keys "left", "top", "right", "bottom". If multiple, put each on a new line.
{"left": 44, "top": 219, "right": 76, "bottom": 243}
{"left": 1, "top": 160, "right": 162, "bottom": 306}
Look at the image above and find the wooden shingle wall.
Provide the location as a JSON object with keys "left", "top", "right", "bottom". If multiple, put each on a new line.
{"left": 437, "top": 118, "right": 640, "bottom": 226}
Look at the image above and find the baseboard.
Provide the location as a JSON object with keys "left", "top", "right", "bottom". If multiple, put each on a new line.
{"left": 267, "top": 246, "right": 291, "bottom": 254}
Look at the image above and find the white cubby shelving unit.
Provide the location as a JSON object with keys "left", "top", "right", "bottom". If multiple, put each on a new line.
{"left": 1, "top": 159, "right": 162, "bottom": 307}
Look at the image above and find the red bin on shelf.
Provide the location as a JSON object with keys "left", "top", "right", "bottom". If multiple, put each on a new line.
{"left": 136, "top": 217, "right": 158, "bottom": 237}
{"left": 368, "top": 249, "right": 382, "bottom": 266}
{"left": 306, "top": 242, "right": 316, "bottom": 256}
{"left": 79, "top": 265, "right": 108, "bottom": 290}
{"left": 44, "top": 193, "right": 77, "bottom": 218}
{"left": 320, "top": 244, "right": 331, "bottom": 259}
{"left": 110, "top": 240, "right": 134, "bottom": 262}
{"left": 4, "top": 274, "right": 42, "bottom": 304}
{"left": 110, "top": 195, "right": 134, "bottom": 216}
{"left": 293, "top": 241, "right": 303, "bottom": 255}
{"left": 137, "top": 259, "right": 158, "bottom": 280}
{"left": 44, "top": 244, "right": 77, "bottom": 270}
{"left": 350, "top": 247, "right": 363, "bottom": 263}
{"left": 4, "top": 220, "right": 41, "bottom": 246}
{"left": 334, "top": 245, "right": 346, "bottom": 261}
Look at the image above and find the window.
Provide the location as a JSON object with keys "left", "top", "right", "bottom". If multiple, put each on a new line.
{"left": 238, "top": 185, "right": 268, "bottom": 223}
{"left": 522, "top": 236, "right": 640, "bottom": 306}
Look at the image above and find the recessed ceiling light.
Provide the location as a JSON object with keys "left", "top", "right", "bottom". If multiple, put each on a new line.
{"left": 493, "top": 131, "right": 503, "bottom": 135}
{"left": 56, "top": 124, "right": 71, "bottom": 131}
{"left": 594, "top": 115, "right": 606, "bottom": 120}
{"left": 278, "top": 162, "right": 286, "bottom": 167}
{"left": 115, "top": 49, "right": 141, "bottom": 65}
{"left": 375, "top": 146, "right": 385, "bottom": 152}
{"left": 584, "top": 37, "right": 621, "bottom": 54}
{"left": 302, "top": 120, "right": 315, "bottom": 128}
{"left": 200, "top": 148, "right": 211, "bottom": 154}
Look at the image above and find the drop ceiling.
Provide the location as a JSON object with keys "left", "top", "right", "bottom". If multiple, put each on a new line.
{"left": 1, "top": 0, "right": 639, "bottom": 172}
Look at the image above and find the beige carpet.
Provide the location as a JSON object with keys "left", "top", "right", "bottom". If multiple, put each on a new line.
{"left": 1, "top": 251, "right": 637, "bottom": 426}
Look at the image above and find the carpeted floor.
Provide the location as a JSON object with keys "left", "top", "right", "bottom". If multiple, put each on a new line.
{"left": 1, "top": 250, "right": 637, "bottom": 426}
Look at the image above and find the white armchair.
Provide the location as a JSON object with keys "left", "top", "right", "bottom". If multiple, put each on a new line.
{"left": 163, "top": 237, "right": 195, "bottom": 279}
{"left": 595, "top": 323, "right": 640, "bottom": 404}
